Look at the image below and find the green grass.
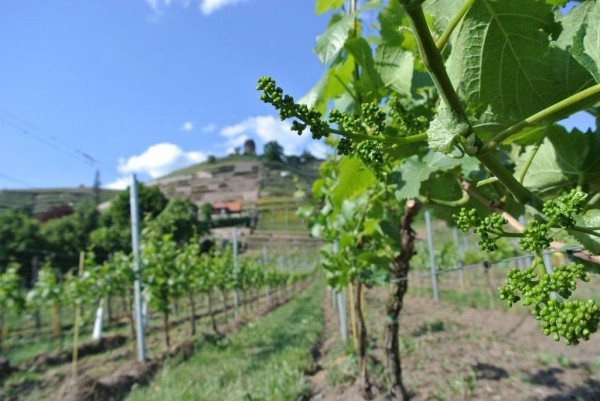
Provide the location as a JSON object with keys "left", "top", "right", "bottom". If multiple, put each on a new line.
{"left": 126, "top": 281, "right": 324, "bottom": 401}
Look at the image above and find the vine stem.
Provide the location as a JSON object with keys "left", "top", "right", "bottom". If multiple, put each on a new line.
{"left": 495, "top": 201, "right": 600, "bottom": 265}
{"left": 584, "top": 192, "right": 600, "bottom": 213}
{"left": 422, "top": 179, "right": 470, "bottom": 207}
{"left": 517, "top": 129, "right": 547, "bottom": 183}
{"left": 480, "top": 83, "right": 600, "bottom": 154}
{"left": 570, "top": 225, "right": 600, "bottom": 238}
{"left": 339, "top": 130, "right": 428, "bottom": 145}
{"left": 435, "top": 0, "right": 477, "bottom": 51}
{"left": 399, "top": 1, "right": 543, "bottom": 210}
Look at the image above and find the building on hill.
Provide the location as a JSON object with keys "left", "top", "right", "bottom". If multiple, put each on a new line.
{"left": 243, "top": 139, "right": 256, "bottom": 155}
{"left": 212, "top": 201, "right": 242, "bottom": 218}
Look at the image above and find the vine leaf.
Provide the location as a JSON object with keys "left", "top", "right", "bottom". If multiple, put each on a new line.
{"left": 314, "top": 0, "right": 382, "bottom": 65}
{"left": 571, "top": 210, "right": 600, "bottom": 254}
{"left": 345, "top": 38, "right": 383, "bottom": 91}
{"left": 300, "top": 57, "right": 354, "bottom": 113}
{"left": 423, "top": 150, "right": 480, "bottom": 176}
{"left": 393, "top": 156, "right": 432, "bottom": 201}
{"left": 545, "top": 0, "right": 568, "bottom": 6}
{"left": 424, "top": 0, "right": 464, "bottom": 34}
{"left": 517, "top": 126, "right": 600, "bottom": 196}
{"left": 446, "top": 0, "right": 559, "bottom": 122}
{"left": 299, "top": 72, "right": 329, "bottom": 114}
{"left": 315, "top": 14, "right": 355, "bottom": 65}
{"left": 378, "top": 0, "right": 405, "bottom": 45}
{"left": 551, "top": 1, "right": 597, "bottom": 99}
{"left": 374, "top": 46, "right": 413, "bottom": 95}
{"left": 316, "top": 0, "right": 345, "bottom": 15}
{"left": 427, "top": 106, "right": 469, "bottom": 153}
{"left": 331, "top": 157, "right": 376, "bottom": 208}
{"left": 570, "top": 1, "right": 600, "bottom": 83}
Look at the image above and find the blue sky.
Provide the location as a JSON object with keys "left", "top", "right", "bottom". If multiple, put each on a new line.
{"left": 0, "top": 0, "right": 331, "bottom": 190}
{"left": 0, "top": 0, "right": 595, "bottom": 190}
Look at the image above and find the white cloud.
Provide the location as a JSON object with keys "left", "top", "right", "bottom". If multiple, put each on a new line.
{"left": 117, "top": 143, "right": 207, "bottom": 179}
{"left": 144, "top": 0, "right": 170, "bottom": 14}
{"left": 143, "top": 0, "right": 248, "bottom": 16}
{"left": 105, "top": 176, "right": 131, "bottom": 190}
{"left": 199, "top": 0, "right": 248, "bottom": 15}
{"left": 181, "top": 121, "right": 194, "bottom": 132}
{"left": 202, "top": 123, "right": 217, "bottom": 133}
{"left": 219, "top": 115, "right": 320, "bottom": 156}
{"left": 306, "top": 141, "right": 328, "bottom": 159}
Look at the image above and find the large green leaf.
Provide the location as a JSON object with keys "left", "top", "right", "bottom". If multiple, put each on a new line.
{"left": 331, "top": 157, "right": 376, "bottom": 208}
{"left": 517, "top": 126, "right": 600, "bottom": 195}
{"left": 345, "top": 38, "right": 382, "bottom": 92}
{"left": 571, "top": 210, "right": 600, "bottom": 254}
{"left": 316, "top": 0, "right": 345, "bottom": 15}
{"left": 315, "top": 14, "right": 354, "bottom": 65}
{"left": 447, "top": 0, "right": 559, "bottom": 122}
{"left": 393, "top": 156, "right": 433, "bottom": 201}
{"left": 378, "top": 0, "right": 404, "bottom": 45}
{"left": 299, "top": 71, "right": 329, "bottom": 113}
{"left": 299, "top": 57, "right": 354, "bottom": 113}
{"left": 427, "top": 106, "right": 470, "bottom": 153}
{"left": 374, "top": 45, "right": 413, "bottom": 95}
{"left": 570, "top": 1, "right": 600, "bottom": 83}
{"left": 424, "top": 0, "right": 464, "bottom": 34}
{"left": 551, "top": 1, "right": 597, "bottom": 99}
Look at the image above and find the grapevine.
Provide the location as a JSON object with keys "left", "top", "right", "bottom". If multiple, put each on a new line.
{"left": 257, "top": 0, "right": 600, "bottom": 396}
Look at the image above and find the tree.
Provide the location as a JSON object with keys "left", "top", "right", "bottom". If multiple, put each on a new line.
{"left": 199, "top": 202, "right": 213, "bottom": 222}
{"left": 39, "top": 200, "right": 99, "bottom": 270}
{"left": 0, "top": 210, "right": 42, "bottom": 280}
{"left": 151, "top": 197, "right": 205, "bottom": 245}
{"left": 90, "top": 184, "right": 168, "bottom": 256}
{"left": 108, "top": 184, "right": 168, "bottom": 230}
{"left": 263, "top": 141, "right": 284, "bottom": 162}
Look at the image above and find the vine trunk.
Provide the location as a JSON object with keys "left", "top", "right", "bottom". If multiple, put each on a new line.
{"left": 384, "top": 199, "right": 420, "bottom": 401}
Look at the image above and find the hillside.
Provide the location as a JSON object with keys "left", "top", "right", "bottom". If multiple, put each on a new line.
{"left": 0, "top": 154, "right": 322, "bottom": 233}
{"left": 0, "top": 187, "right": 118, "bottom": 215}
{"left": 148, "top": 154, "right": 321, "bottom": 232}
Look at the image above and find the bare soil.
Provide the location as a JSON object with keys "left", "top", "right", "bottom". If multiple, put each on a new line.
{"left": 307, "top": 288, "right": 600, "bottom": 401}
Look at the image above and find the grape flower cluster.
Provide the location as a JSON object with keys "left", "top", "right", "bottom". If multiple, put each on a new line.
{"left": 542, "top": 189, "right": 587, "bottom": 229}
{"left": 387, "top": 95, "right": 428, "bottom": 136}
{"left": 519, "top": 220, "right": 551, "bottom": 252}
{"left": 499, "top": 263, "right": 599, "bottom": 345}
{"left": 257, "top": 76, "right": 329, "bottom": 140}
{"left": 453, "top": 208, "right": 507, "bottom": 251}
{"left": 257, "top": 76, "right": 388, "bottom": 174}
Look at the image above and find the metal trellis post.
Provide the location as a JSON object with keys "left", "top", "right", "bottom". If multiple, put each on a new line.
{"left": 130, "top": 174, "right": 146, "bottom": 363}
{"left": 425, "top": 211, "right": 440, "bottom": 303}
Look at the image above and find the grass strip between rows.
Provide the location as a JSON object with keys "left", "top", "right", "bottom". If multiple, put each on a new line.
{"left": 126, "top": 281, "right": 324, "bottom": 401}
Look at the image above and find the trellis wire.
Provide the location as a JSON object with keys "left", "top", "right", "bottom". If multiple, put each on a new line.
{"left": 389, "top": 249, "right": 563, "bottom": 284}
